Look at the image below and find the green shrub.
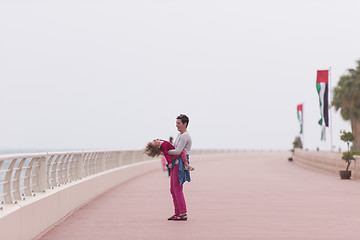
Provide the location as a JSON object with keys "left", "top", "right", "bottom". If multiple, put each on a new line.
{"left": 340, "top": 130, "right": 356, "bottom": 171}
{"left": 342, "top": 150, "right": 360, "bottom": 160}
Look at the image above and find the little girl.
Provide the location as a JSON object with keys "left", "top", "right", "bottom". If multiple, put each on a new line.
{"left": 145, "top": 139, "right": 194, "bottom": 171}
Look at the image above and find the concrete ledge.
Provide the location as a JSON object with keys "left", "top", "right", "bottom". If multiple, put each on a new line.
{"left": 293, "top": 149, "right": 360, "bottom": 179}
{"left": 0, "top": 158, "right": 161, "bottom": 240}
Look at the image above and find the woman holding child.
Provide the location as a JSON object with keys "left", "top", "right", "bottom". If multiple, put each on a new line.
{"left": 145, "top": 114, "right": 192, "bottom": 221}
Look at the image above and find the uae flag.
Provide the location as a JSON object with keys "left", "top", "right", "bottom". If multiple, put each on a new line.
{"left": 297, "top": 104, "right": 303, "bottom": 134}
{"left": 316, "top": 70, "right": 329, "bottom": 141}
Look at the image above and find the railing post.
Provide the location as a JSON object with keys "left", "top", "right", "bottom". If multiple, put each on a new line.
{"left": 100, "top": 152, "right": 106, "bottom": 172}
{"left": 3, "top": 159, "right": 16, "bottom": 203}
{"left": 132, "top": 151, "right": 136, "bottom": 164}
{"left": 13, "top": 158, "right": 26, "bottom": 201}
{"left": 118, "top": 152, "right": 123, "bottom": 167}
{"left": 77, "top": 154, "right": 84, "bottom": 179}
{"left": 38, "top": 156, "right": 47, "bottom": 192}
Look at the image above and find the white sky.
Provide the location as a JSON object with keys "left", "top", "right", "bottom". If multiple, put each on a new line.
{"left": 1, "top": 0, "right": 359, "bottom": 153}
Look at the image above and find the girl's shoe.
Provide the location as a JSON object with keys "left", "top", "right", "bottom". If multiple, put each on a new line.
{"left": 185, "top": 165, "right": 194, "bottom": 171}
{"left": 173, "top": 213, "right": 187, "bottom": 221}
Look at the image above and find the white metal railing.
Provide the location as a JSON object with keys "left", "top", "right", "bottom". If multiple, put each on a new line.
{"left": 0, "top": 150, "right": 150, "bottom": 205}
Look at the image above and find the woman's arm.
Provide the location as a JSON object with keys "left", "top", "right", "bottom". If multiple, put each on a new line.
{"left": 168, "top": 151, "right": 184, "bottom": 161}
{"left": 168, "top": 135, "right": 188, "bottom": 155}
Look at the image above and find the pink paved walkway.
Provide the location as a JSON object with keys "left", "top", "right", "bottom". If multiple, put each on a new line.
{"left": 38, "top": 153, "right": 360, "bottom": 239}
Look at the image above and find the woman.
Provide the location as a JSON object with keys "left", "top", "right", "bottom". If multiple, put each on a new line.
{"left": 167, "top": 114, "right": 192, "bottom": 221}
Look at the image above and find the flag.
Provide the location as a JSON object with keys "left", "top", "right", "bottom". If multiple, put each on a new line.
{"left": 316, "top": 70, "right": 329, "bottom": 141}
{"left": 297, "top": 104, "right": 303, "bottom": 134}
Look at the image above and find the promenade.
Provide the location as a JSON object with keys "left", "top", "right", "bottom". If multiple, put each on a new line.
{"left": 37, "top": 153, "right": 360, "bottom": 239}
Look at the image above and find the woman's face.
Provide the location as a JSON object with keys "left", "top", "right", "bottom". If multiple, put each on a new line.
{"left": 176, "top": 119, "right": 186, "bottom": 133}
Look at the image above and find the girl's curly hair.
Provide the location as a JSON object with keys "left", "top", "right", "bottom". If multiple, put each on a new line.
{"left": 144, "top": 142, "right": 162, "bottom": 158}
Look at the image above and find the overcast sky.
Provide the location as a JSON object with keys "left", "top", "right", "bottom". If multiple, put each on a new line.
{"left": 1, "top": 0, "right": 360, "bottom": 153}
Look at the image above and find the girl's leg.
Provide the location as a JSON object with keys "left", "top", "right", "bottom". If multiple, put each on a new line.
{"left": 168, "top": 152, "right": 194, "bottom": 170}
{"left": 169, "top": 154, "right": 181, "bottom": 162}
{"left": 161, "top": 156, "right": 167, "bottom": 171}
{"left": 180, "top": 151, "right": 194, "bottom": 171}
{"left": 168, "top": 151, "right": 188, "bottom": 166}
{"left": 180, "top": 151, "right": 189, "bottom": 166}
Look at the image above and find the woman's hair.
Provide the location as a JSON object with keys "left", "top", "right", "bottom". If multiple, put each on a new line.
{"left": 144, "top": 142, "right": 162, "bottom": 158}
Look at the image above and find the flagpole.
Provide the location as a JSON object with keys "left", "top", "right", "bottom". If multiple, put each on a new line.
{"left": 302, "top": 102, "right": 304, "bottom": 148}
{"left": 329, "top": 67, "right": 333, "bottom": 151}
